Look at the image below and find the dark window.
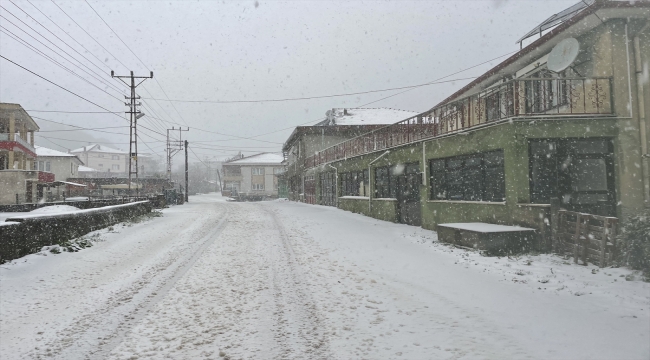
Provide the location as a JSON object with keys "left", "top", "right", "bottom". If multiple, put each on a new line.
{"left": 374, "top": 167, "right": 391, "bottom": 198}
{"left": 528, "top": 138, "right": 615, "bottom": 215}
{"left": 340, "top": 170, "right": 367, "bottom": 196}
{"left": 429, "top": 150, "right": 505, "bottom": 202}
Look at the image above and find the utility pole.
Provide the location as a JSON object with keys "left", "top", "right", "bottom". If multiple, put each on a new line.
{"left": 111, "top": 70, "right": 153, "bottom": 198}
{"left": 165, "top": 127, "right": 188, "bottom": 182}
{"left": 185, "top": 140, "right": 189, "bottom": 202}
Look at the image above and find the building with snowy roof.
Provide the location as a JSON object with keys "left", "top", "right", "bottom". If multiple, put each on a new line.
{"left": 284, "top": 1, "right": 650, "bottom": 254}
{"left": 70, "top": 144, "right": 128, "bottom": 175}
{"left": 282, "top": 107, "right": 418, "bottom": 204}
{"left": 222, "top": 152, "right": 285, "bottom": 200}
{"left": 35, "top": 146, "right": 84, "bottom": 181}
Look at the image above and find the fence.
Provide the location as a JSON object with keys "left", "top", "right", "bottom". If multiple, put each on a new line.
{"left": 554, "top": 210, "right": 618, "bottom": 267}
{"left": 305, "top": 77, "right": 613, "bottom": 168}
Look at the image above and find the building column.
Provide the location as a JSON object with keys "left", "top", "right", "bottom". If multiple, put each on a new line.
{"left": 8, "top": 150, "right": 14, "bottom": 169}
{"left": 29, "top": 131, "right": 34, "bottom": 146}
{"left": 9, "top": 112, "right": 15, "bottom": 141}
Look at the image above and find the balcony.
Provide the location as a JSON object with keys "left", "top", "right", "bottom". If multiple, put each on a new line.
{"left": 305, "top": 77, "right": 613, "bottom": 168}
{"left": 0, "top": 133, "right": 36, "bottom": 157}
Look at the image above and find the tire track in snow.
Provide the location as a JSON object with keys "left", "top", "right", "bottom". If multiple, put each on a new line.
{"left": 91, "top": 214, "right": 229, "bottom": 359}
{"left": 264, "top": 206, "right": 332, "bottom": 359}
{"left": 26, "top": 205, "right": 228, "bottom": 360}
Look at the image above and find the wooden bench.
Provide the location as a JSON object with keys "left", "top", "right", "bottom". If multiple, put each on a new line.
{"left": 437, "top": 223, "right": 537, "bottom": 254}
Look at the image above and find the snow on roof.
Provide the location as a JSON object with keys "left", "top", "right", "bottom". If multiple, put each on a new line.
{"left": 78, "top": 165, "right": 98, "bottom": 172}
{"left": 226, "top": 152, "right": 284, "bottom": 165}
{"left": 316, "top": 108, "right": 419, "bottom": 126}
{"left": 35, "top": 145, "right": 76, "bottom": 157}
{"left": 70, "top": 144, "right": 126, "bottom": 154}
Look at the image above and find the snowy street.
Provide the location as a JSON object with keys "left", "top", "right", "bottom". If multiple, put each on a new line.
{"left": 1, "top": 193, "right": 648, "bottom": 359}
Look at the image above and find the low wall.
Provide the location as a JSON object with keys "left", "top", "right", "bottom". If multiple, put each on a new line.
{"left": 338, "top": 197, "right": 398, "bottom": 223}
{"left": 0, "top": 196, "right": 162, "bottom": 212}
{"left": 0, "top": 201, "right": 152, "bottom": 263}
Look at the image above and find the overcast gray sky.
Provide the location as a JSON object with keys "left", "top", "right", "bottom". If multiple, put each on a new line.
{"left": 0, "top": 0, "right": 577, "bottom": 164}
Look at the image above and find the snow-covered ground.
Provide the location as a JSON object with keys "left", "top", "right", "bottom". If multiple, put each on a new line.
{"left": 1, "top": 193, "right": 648, "bottom": 359}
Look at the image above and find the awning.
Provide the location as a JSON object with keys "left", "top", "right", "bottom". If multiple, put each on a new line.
{"left": 55, "top": 181, "right": 87, "bottom": 187}
{"left": 40, "top": 180, "right": 87, "bottom": 187}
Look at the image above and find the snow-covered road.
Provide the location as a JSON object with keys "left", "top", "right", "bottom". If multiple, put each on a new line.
{"left": 1, "top": 193, "right": 648, "bottom": 359}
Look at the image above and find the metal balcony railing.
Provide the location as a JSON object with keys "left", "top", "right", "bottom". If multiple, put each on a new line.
{"left": 305, "top": 77, "right": 613, "bottom": 169}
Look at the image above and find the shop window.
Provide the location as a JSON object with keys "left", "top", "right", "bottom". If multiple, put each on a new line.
{"left": 374, "top": 167, "right": 391, "bottom": 198}
{"left": 528, "top": 138, "right": 614, "bottom": 215}
{"left": 340, "top": 170, "right": 369, "bottom": 197}
{"left": 429, "top": 150, "right": 505, "bottom": 202}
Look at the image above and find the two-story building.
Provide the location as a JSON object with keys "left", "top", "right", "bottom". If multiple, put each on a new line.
{"left": 292, "top": 1, "right": 649, "bottom": 246}
{"left": 69, "top": 144, "right": 128, "bottom": 175}
{"left": 222, "top": 152, "right": 285, "bottom": 200}
{"left": 0, "top": 103, "right": 55, "bottom": 204}
{"left": 282, "top": 107, "right": 418, "bottom": 204}
{"left": 35, "top": 146, "right": 84, "bottom": 180}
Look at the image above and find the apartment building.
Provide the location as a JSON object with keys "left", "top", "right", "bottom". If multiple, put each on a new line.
{"left": 70, "top": 144, "right": 128, "bottom": 175}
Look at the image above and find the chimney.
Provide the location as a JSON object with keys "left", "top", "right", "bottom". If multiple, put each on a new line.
{"left": 344, "top": 108, "right": 348, "bottom": 115}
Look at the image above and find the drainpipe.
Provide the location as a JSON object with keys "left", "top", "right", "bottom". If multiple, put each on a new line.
{"left": 422, "top": 142, "right": 427, "bottom": 186}
{"left": 634, "top": 21, "right": 650, "bottom": 204}
{"left": 327, "top": 164, "right": 338, "bottom": 207}
{"left": 626, "top": 21, "right": 634, "bottom": 119}
{"left": 368, "top": 150, "right": 390, "bottom": 213}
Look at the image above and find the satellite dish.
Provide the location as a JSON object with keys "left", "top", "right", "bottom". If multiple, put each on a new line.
{"left": 547, "top": 37, "right": 580, "bottom": 72}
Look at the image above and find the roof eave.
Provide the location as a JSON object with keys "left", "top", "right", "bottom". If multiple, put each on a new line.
{"left": 430, "top": 0, "right": 648, "bottom": 109}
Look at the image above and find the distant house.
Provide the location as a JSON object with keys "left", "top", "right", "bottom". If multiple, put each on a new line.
{"left": 222, "top": 153, "right": 285, "bottom": 200}
{"left": 35, "top": 146, "right": 84, "bottom": 181}
{"left": 70, "top": 144, "right": 128, "bottom": 175}
{"left": 283, "top": 107, "right": 418, "bottom": 204}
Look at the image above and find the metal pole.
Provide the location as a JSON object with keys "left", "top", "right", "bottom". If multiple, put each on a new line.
{"left": 185, "top": 140, "right": 189, "bottom": 202}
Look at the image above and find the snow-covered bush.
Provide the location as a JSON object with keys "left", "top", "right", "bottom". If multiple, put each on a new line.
{"left": 617, "top": 209, "right": 650, "bottom": 280}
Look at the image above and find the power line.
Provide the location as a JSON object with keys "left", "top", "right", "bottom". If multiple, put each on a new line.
{"left": 7, "top": 0, "right": 115, "bottom": 79}
{"left": 26, "top": 0, "right": 113, "bottom": 72}
{"left": 0, "top": 6, "right": 124, "bottom": 95}
{"left": 1, "top": 55, "right": 120, "bottom": 115}
{"left": 140, "top": 77, "right": 478, "bottom": 104}
{"left": 0, "top": 27, "right": 123, "bottom": 102}
{"left": 84, "top": 0, "right": 190, "bottom": 128}
{"left": 49, "top": 0, "right": 129, "bottom": 70}
{"left": 1, "top": 56, "right": 167, "bottom": 138}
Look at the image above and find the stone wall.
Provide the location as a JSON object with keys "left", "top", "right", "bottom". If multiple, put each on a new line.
{"left": 0, "top": 201, "right": 152, "bottom": 263}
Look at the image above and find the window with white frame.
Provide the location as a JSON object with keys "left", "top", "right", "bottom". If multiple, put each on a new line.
{"left": 273, "top": 167, "right": 283, "bottom": 174}
{"left": 252, "top": 167, "right": 264, "bottom": 175}
{"left": 252, "top": 183, "right": 264, "bottom": 190}
{"left": 112, "top": 155, "right": 119, "bottom": 160}
{"left": 112, "top": 164, "right": 120, "bottom": 170}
